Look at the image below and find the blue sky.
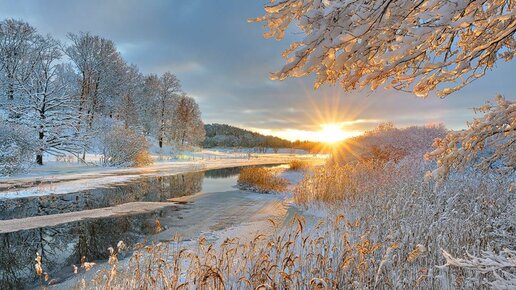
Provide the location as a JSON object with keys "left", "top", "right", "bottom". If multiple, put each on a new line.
{"left": 1, "top": 0, "right": 514, "bottom": 141}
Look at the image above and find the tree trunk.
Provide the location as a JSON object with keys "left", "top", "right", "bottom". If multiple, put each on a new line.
{"left": 159, "top": 97, "right": 165, "bottom": 148}
{"left": 36, "top": 154, "right": 43, "bottom": 165}
{"left": 37, "top": 129, "right": 44, "bottom": 165}
{"left": 7, "top": 82, "right": 14, "bottom": 101}
{"left": 7, "top": 73, "right": 14, "bottom": 101}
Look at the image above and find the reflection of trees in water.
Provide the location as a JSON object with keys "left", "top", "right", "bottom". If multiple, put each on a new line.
{"left": 204, "top": 164, "right": 283, "bottom": 179}
{"left": 73, "top": 216, "right": 142, "bottom": 263}
{"left": 0, "top": 197, "right": 74, "bottom": 289}
{"left": 0, "top": 210, "right": 171, "bottom": 289}
{"left": 0, "top": 172, "right": 205, "bottom": 220}
{"left": 159, "top": 172, "right": 204, "bottom": 198}
{"left": 0, "top": 171, "right": 206, "bottom": 288}
{"left": 0, "top": 232, "right": 34, "bottom": 289}
{"left": 204, "top": 167, "right": 241, "bottom": 179}
{"left": 0, "top": 222, "right": 78, "bottom": 289}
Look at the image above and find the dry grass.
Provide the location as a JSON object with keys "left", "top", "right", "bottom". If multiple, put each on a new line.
{"left": 237, "top": 166, "right": 288, "bottom": 193}
{"left": 65, "top": 215, "right": 436, "bottom": 289}
{"left": 293, "top": 155, "right": 514, "bottom": 289}
{"left": 288, "top": 159, "right": 310, "bottom": 171}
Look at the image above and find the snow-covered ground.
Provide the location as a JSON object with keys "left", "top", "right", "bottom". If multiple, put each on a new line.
{"left": 0, "top": 149, "right": 327, "bottom": 289}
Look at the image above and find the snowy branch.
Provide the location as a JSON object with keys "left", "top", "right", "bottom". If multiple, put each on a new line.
{"left": 252, "top": 0, "right": 516, "bottom": 97}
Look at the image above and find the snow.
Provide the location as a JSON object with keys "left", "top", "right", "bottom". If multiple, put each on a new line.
{"left": 0, "top": 201, "right": 177, "bottom": 233}
{"left": 0, "top": 151, "right": 325, "bottom": 200}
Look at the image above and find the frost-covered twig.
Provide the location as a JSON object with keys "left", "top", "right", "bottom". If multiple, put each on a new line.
{"left": 425, "top": 95, "right": 515, "bottom": 184}
{"left": 440, "top": 249, "right": 516, "bottom": 289}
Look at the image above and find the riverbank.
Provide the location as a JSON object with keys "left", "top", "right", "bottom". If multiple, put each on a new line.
{"left": 0, "top": 153, "right": 325, "bottom": 199}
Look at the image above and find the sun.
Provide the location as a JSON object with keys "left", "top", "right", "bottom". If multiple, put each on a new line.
{"left": 318, "top": 123, "right": 348, "bottom": 144}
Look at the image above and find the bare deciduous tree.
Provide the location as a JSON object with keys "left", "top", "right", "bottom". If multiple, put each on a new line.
{"left": 172, "top": 94, "right": 205, "bottom": 147}
{"left": 11, "top": 36, "right": 84, "bottom": 165}
{"left": 0, "top": 19, "right": 36, "bottom": 101}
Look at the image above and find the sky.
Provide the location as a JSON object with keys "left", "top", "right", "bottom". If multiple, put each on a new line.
{"left": 1, "top": 0, "right": 514, "bottom": 141}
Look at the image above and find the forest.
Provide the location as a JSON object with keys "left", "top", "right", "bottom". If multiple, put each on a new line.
{"left": 0, "top": 19, "right": 204, "bottom": 173}
{"left": 204, "top": 123, "right": 294, "bottom": 149}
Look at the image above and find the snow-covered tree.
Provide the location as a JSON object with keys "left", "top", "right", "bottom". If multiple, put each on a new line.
{"left": 10, "top": 35, "right": 84, "bottom": 165}
{"left": 0, "top": 19, "right": 37, "bottom": 101}
{"left": 171, "top": 94, "right": 205, "bottom": 147}
{"left": 251, "top": 0, "right": 515, "bottom": 97}
{"left": 115, "top": 63, "right": 143, "bottom": 129}
{"left": 0, "top": 18, "right": 201, "bottom": 168}
{"left": 0, "top": 121, "right": 34, "bottom": 175}
{"left": 65, "top": 32, "right": 129, "bottom": 161}
{"left": 140, "top": 74, "right": 161, "bottom": 136}
{"left": 425, "top": 95, "right": 515, "bottom": 183}
{"left": 157, "top": 72, "right": 182, "bottom": 148}
{"left": 66, "top": 32, "right": 124, "bottom": 130}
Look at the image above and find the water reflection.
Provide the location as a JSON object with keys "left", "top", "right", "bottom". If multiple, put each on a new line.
{"left": 204, "top": 167, "right": 241, "bottom": 178}
{"left": 0, "top": 209, "right": 173, "bottom": 289}
{"left": 0, "top": 171, "right": 204, "bottom": 220}
{"left": 0, "top": 165, "right": 281, "bottom": 289}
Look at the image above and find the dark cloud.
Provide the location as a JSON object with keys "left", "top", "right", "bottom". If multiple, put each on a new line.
{"left": 1, "top": 0, "right": 514, "bottom": 140}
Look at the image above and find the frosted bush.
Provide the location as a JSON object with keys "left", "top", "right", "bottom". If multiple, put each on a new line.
{"left": 441, "top": 249, "right": 516, "bottom": 289}
{"left": 333, "top": 123, "right": 447, "bottom": 163}
{"left": 0, "top": 123, "right": 34, "bottom": 175}
{"left": 99, "top": 126, "right": 152, "bottom": 167}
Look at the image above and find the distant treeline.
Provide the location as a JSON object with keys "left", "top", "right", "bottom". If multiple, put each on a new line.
{"left": 203, "top": 123, "right": 325, "bottom": 152}
{"left": 203, "top": 124, "right": 290, "bottom": 148}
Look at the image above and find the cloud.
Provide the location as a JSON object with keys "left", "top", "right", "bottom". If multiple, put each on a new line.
{"left": 1, "top": 0, "right": 514, "bottom": 140}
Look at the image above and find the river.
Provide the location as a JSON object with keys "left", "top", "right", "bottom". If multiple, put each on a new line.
{"left": 0, "top": 164, "right": 288, "bottom": 289}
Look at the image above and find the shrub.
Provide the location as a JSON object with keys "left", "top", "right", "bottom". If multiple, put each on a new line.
{"left": 133, "top": 150, "right": 153, "bottom": 167}
{"left": 333, "top": 123, "right": 447, "bottom": 163}
{"left": 288, "top": 159, "right": 309, "bottom": 171}
{"left": 100, "top": 126, "right": 152, "bottom": 167}
{"left": 238, "top": 167, "right": 288, "bottom": 193}
{"left": 0, "top": 123, "right": 34, "bottom": 175}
